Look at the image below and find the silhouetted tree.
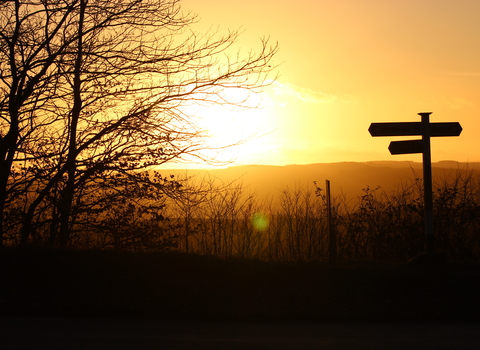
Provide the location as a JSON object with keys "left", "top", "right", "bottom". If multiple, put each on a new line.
{"left": 0, "top": 0, "right": 277, "bottom": 247}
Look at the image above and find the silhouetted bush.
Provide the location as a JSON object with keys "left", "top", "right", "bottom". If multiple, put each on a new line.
{"left": 163, "top": 166, "right": 480, "bottom": 263}
{"left": 6, "top": 166, "right": 480, "bottom": 263}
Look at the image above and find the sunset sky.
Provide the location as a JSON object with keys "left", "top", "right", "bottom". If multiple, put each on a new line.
{"left": 180, "top": 0, "right": 480, "bottom": 167}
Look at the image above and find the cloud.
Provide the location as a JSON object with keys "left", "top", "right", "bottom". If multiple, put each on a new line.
{"left": 267, "top": 81, "right": 355, "bottom": 104}
{"left": 444, "top": 97, "right": 475, "bottom": 110}
{"left": 441, "top": 71, "right": 480, "bottom": 77}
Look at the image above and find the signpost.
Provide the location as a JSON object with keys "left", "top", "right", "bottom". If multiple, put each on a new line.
{"left": 369, "top": 113, "right": 463, "bottom": 255}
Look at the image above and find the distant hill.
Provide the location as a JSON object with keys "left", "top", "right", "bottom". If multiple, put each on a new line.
{"left": 161, "top": 161, "right": 480, "bottom": 201}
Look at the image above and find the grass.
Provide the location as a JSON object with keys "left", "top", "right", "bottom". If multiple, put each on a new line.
{"left": 1, "top": 247, "right": 480, "bottom": 323}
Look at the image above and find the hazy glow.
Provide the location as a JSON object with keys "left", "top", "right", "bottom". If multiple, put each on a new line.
{"left": 178, "top": 0, "right": 480, "bottom": 167}
{"left": 178, "top": 86, "right": 277, "bottom": 165}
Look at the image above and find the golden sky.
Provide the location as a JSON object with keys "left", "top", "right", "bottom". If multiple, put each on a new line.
{"left": 180, "top": 0, "right": 480, "bottom": 167}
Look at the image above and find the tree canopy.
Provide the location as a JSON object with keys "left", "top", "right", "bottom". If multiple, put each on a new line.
{"left": 0, "top": 0, "right": 277, "bottom": 247}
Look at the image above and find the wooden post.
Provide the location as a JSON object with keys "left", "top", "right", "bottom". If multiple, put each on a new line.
{"left": 326, "top": 179, "right": 336, "bottom": 264}
{"left": 419, "top": 112, "right": 434, "bottom": 255}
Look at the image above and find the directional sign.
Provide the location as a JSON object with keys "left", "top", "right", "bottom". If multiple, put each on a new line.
{"left": 369, "top": 122, "right": 462, "bottom": 137}
{"left": 388, "top": 139, "right": 423, "bottom": 155}
{"left": 369, "top": 112, "right": 463, "bottom": 256}
{"left": 430, "top": 122, "right": 463, "bottom": 136}
{"left": 369, "top": 122, "right": 420, "bottom": 136}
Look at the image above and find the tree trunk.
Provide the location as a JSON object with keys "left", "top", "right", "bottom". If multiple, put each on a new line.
{"left": 0, "top": 87, "right": 21, "bottom": 247}
{"left": 58, "top": 0, "right": 86, "bottom": 247}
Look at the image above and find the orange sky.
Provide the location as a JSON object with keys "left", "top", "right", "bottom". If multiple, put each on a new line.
{"left": 179, "top": 0, "right": 480, "bottom": 167}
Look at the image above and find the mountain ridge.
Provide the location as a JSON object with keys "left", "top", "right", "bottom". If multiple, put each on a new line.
{"left": 162, "top": 161, "right": 480, "bottom": 200}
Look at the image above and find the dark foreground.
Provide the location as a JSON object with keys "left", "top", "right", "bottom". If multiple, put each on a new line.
{"left": 1, "top": 248, "right": 480, "bottom": 323}
{"left": 2, "top": 317, "right": 480, "bottom": 349}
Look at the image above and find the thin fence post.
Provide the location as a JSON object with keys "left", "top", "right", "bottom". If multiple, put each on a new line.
{"left": 326, "top": 179, "right": 336, "bottom": 264}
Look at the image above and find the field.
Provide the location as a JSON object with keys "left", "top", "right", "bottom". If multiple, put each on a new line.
{"left": 2, "top": 248, "right": 480, "bottom": 323}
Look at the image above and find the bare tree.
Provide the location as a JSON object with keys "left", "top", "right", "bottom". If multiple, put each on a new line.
{"left": 0, "top": 0, "right": 277, "bottom": 247}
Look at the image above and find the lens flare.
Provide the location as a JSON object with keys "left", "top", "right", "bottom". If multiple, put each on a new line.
{"left": 251, "top": 212, "right": 269, "bottom": 231}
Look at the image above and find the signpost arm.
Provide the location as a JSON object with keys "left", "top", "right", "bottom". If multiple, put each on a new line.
{"left": 420, "top": 112, "right": 434, "bottom": 255}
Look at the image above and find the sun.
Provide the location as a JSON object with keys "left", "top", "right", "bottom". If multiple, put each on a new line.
{"left": 185, "top": 87, "right": 276, "bottom": 164}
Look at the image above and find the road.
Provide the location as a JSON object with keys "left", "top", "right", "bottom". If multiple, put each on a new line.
{"left": 2, "top": 317, "right": 480, "bottom": 349}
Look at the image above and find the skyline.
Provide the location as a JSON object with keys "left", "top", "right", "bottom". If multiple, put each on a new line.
{"left": 178, "top": 0, "right": 480, "bottom": 167}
